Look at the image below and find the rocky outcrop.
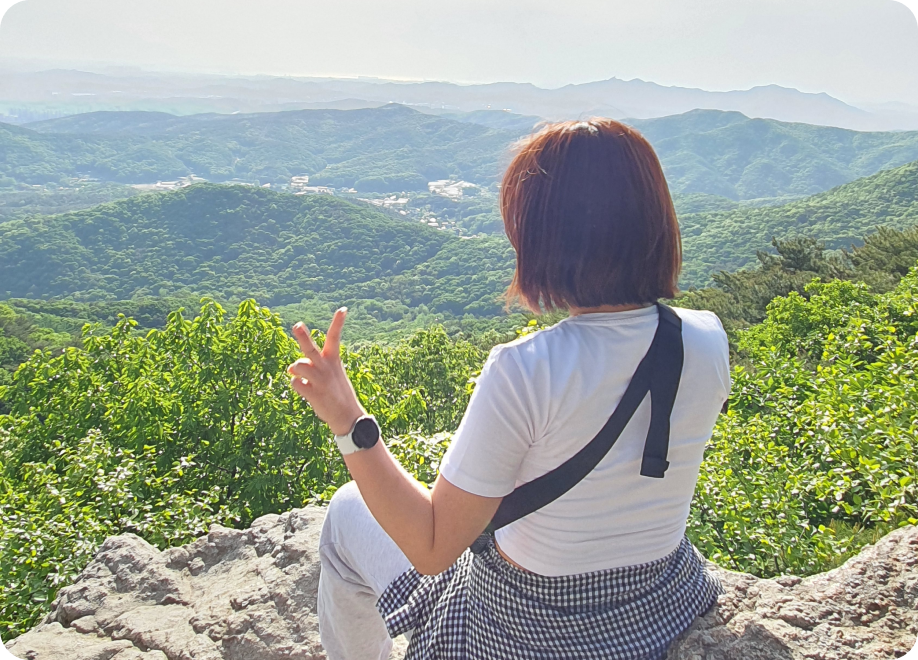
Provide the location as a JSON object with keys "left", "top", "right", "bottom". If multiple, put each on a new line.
{"left": 5, "top": 507, "right": 917, "bottom": 660}
{"left": 668, "top": 526, "right": 918, "bottom": 659}
{"left": 5, "top": 508, "right": 407, "bottom": 660}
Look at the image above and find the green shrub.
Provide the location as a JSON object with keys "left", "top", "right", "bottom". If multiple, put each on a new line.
{"left": 689, "top": 271, "right": 918, "bottom": 576}
{"left": 0, "top": 298, "right": 486, "bottom": 638}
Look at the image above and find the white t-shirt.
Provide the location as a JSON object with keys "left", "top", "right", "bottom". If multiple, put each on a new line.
{"left": 439, "top": 305, "right": 731, "bottom": 576}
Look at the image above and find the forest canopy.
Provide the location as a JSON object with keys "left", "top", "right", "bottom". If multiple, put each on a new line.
{"left": 6, "top": 106, "right": 918, "bottom": 200}
{"left": 3, "top": 159, "right": 917, "bottom": 326}
{"left": 2, "top": 111, "right": 918, "bottom": 640}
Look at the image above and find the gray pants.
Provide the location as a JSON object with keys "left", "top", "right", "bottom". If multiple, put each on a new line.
{"left": 318, "top": 482, "right": 413, "bottom": 660}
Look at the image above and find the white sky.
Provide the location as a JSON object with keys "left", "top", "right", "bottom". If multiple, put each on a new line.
{"left": 1, "top": 0, "right": 917, "bottom": 105}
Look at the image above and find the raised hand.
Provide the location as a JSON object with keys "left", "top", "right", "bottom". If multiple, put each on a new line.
{"left": 288, "top": 307, "right": 366, "bottom": 436}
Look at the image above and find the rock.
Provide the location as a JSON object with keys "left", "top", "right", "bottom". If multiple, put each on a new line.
{"left": 4, "top": 508, "right": 406, "bottom": 660}
{"left": 5, "top": 507, "right": 916, "bottom": 660}
{"left": 667, "top": 525, "right": 918, "bottom": 660}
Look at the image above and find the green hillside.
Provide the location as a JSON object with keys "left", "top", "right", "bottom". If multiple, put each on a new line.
{"left": 630, "top": 110, "right": 918, "bottom": 200}
{"left": 0, "top": 185, "right": 517, "bottom": 335}
{"left": 680, "top": 160, "right": 918, "bottom": 286}
{"left": 0, "top": 121, "right": 187, "bottom": 185}
{"left": 4, "top": 161, "right": 917, "bottom": 323}
{"left": 15, "top": 107, "right": 918, "bottom": 203}
{"left": 0, "top": 181, "right": 139, "bottom": 223}
{"left": 2, "top": 264, "right": 917, "bottom": 638}
{"left": 17, "top": 105, "right": 516, "bottom": 190}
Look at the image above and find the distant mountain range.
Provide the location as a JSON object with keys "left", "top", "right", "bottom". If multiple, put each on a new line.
{"left": 4, "top": 105, "right": 513, "bottom": 191}
{"left": 3, "top": 68, "right": 918, "bottom": 131}
{"left": 7, "top": 106, "right": 918, "bottom": 204}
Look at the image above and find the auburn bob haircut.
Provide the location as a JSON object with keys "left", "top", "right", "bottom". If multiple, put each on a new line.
{"left": 501, "top": 119, "right": 681, "bottom": 313}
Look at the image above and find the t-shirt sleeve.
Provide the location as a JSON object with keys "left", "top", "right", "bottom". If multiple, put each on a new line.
{"left": 711, "top": 313, "right": 732, "bottom": 405}
{"left": 438, "top": 344, "right": 535, "bottom": 498}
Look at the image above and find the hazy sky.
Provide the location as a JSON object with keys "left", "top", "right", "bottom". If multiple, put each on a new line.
{"left": 1, "top": 0, "right": 917, "bottom": 105}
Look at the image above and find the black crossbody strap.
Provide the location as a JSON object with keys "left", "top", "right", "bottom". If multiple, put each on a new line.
{"left": 482, "top": 303, "right": 684, "bottom": 539}
{"left": 641, "top": 303, "right": 684, "bottom": 478}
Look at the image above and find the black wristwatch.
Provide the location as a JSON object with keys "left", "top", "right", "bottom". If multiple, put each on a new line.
{"left": 333, "top": 415, "right": 380, "bottom": 455}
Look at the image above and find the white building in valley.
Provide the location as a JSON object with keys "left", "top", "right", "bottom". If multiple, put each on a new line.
{"left": 290, "top": 175, "right": 311, "bottom": 192}
{"left": 428, "top": 180, "right": 477, "bottom": 200}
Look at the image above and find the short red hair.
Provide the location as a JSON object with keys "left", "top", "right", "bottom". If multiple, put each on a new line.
{"left": 500, "top": 119, "right": 682, "bottom": 312}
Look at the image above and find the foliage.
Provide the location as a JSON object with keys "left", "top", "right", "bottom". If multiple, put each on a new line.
{"left": 11, "top": 105, "right": 515, "bottom": 188}
{"left": 403, "top": 191, "right": 504, "bottom": 236}
{"left": 432, "top": 109, "right": 543, "bottom": 134}
{"left": 677, "top": 224, "right": 918, "bottom": 334}
{"left": 0, "top": 186, "right": 515, "bottom": 329}
{"left": 0, "top": 303, "right": 73, "bottom": 390}
{"left": 3, "top": 107, "right": 918, "bottom": 639}
{"left": 2, "top": 296, "right": 203, "bottom": 337}
{"left": 0, "top": 299, "right": 487, "bottom": 637}
{"left": 15, "top": 107, "right": 918, "bottom": 203}
{"left": 2, "top": 267, "right": 917, "bottom": 636}
{"left": 679, "top": 160, "right": 918, "bottom": 286}
{"left": 5, "top": 160, "right": 917, "bottom": 343}
{"left": 0, "top": 181, "right": 138, "bottom": 224}
{"left": 630, "top": 109, "right": 918, "bottom": 200}
{"left": 0, "top": 430, "right": 229, "bottom": 635}
{"left": 688, "top": 273, "right": 918, "bottom": 576}
{"left": 671, "top": 193, "right": 740, "bottom": 215}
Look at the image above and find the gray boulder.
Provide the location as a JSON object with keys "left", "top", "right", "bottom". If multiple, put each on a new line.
{"left": 668, "top": 525, "right": 918, "bottom": 659}
{"left": 5, "top": 507, "right": 916, "bottom": 660}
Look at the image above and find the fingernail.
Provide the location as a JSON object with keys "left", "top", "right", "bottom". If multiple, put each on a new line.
{"left": 339, "top": 307, "right": 348, "bottom": 313}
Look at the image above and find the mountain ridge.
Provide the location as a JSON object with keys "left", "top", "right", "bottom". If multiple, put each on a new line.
{"left": 9, "top": 106, "right": 918, "bottom": 202}
{"left": 3, "top": 161, "right": 918, "bottom": 321}
{"left": 3, "top": 105, "right": 517, "bottom": 190}
{"left": 679, "top": 159, "right": 918, "bottom": 285}
{"left": 4, "top": 68, "right": 916, "bottom": 131}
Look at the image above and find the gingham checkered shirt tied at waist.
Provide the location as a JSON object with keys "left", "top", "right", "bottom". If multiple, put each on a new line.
{"left": 377, "top": 535, "right": 722, "bottom": 660}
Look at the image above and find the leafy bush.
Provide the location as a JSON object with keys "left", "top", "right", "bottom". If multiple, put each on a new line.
{"left": 0, "top": 429, "right": 228, "bottom": 635}
{"left": 0, "top": 298, "right": 486, "bottom": 638}
{"left": 688, "top": 272, "right": 918, "bottom": 576}
{"left": 677, "top": 224, "right": 918, "bottom": 335}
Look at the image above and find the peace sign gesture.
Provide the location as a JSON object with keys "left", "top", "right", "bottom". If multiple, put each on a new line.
{"left": 288, "top": 307, "right": 366, "bottom": 436}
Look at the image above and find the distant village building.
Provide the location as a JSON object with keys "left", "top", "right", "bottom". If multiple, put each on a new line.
{"left": 290, "top": 175, "right": 335, "bottom": 195}
{"left": 295, "top": 186, "right": 334, "bottom": 195}
{"left": 131, "top": 175, "right": 206, "bottom": 192}
{"left": 428, "top": 180, "right": 477, "bottom": 200}
{"left": 358, "top": 195, "right": 409, "bottom": 209}
{"left": 290, "top": 175, "right": 311, "bottom": 192}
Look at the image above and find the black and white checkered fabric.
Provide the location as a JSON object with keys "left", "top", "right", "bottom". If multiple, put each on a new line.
{"left": 377, "top": 535, "right": 721, "bottom": 660}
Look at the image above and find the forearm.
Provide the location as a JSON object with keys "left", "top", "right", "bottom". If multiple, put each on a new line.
{"left": 343, "top": 442, "right": 440, "bottom": 573}
{"left": 286, "top": 313, "right": 498, "bottom": 574}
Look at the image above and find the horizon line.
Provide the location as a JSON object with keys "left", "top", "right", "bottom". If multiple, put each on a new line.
{"left": 0, "top": 57, "right": 864, "bottom": 103}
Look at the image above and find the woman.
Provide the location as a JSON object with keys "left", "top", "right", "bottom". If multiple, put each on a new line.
{"left": 287, "top": 119, "right": 731, "bottom": 660}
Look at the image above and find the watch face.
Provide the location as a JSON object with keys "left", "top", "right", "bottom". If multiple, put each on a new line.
{"left": 352, "top": 417, "right": 380, "bottom": 449}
